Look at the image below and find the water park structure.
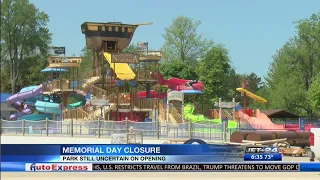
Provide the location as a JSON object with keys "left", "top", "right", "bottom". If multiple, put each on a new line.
{"left": 77, "top": 21, "right": 241, "bottom": 132}
{"left": 5, "top": 57, "right": 86, "bottom": 121}
{"left": 3, "top": 20, "right": 316, "bottom": 134}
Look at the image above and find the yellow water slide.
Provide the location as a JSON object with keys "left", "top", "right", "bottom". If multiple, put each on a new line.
{"left": 236, "top": 88, "right": 267, "bottom": 103}
{"left": 103, "top": 52, "right": 136, "bottom": 80}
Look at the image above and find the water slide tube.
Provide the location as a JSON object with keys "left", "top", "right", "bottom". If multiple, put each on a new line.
{"left": 153, "top": 72, "right": 204, "bottom": 91}
{"left": 6, "top": 85, "right": 43, "bottom": 120}
{"left": 17, "top": 113, "right": 53, "bottom": 121}
{"left": 103, "top": 52, "right": 135, "bottom": 80}
{"left": 184, "top": 103, "right": 237, "bottom": 128}
{"left": 19, "top": 86, "right": 41, "bottom": 105}
{"left": 236, "top": 105, "right": 284, "bottom": 130}
{"left": 35, "top": 96, "right": 85, "bottom": 115}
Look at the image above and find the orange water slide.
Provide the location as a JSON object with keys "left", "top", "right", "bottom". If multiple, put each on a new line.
{"left": 238, "top": 110, "right": 285, "bottom": 130}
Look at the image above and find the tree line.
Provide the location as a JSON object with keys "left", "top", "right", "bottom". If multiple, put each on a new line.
{"left": 1, "top": 0, "right": 319, "bottom": 120}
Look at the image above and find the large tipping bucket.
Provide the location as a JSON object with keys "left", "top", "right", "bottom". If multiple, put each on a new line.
{"left": 246, "top": 132, "right": 277, "bottom": 141}
{"left": 230, "top": 131, "right": 251, "bottom": 143}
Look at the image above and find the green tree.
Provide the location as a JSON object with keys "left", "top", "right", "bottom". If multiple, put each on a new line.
{"left": 265, "top": 13, "right": 320, "bottom": 119}
{"left": 1, "top": 0, "right": 52, "bottom": 93}
{"left": 248, "top": 82, "right": 269, "bottom": 110}
{"left": 307, "top": 76, "right": 320, "bottom": 116}
{"left": 123, "top": 43, "right": 140, "bottom": 53}
{"left": 160, "top": 60, "right": 198, "bottom": 80}
{"left": 78, "top": 47, "right": 93, "bottom": 79}
{"left": 197, "top": 44, "right": 234, "bottom": 106}
{"left": 238, "top": 73, "right": 262, "bottom": 93}
{"left": 161, "top": 16, "right": 213, "bottom": 63}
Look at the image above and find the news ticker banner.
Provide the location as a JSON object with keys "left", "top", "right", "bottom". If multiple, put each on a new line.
{"left": 1, "top": 162, "right": 320, "bottom": 172}
{"left": 1, "top": 144, "right": 282, "bottom": 163}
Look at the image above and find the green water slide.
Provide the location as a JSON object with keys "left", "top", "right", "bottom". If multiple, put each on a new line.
{"left": 184, "top": 103, "right": 238, "bottom": 130}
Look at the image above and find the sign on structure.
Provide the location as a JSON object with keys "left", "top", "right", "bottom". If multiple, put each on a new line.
{"left": 168, "top": 91, "right": 183, "bottom": 101}
{"left": 111, "top": 53, "right": 139, "bottom": 63}
{"left": 52, "top": 47, "right": 65, "bottom": 55}
{"left": 214, "top": 102, "right": 238, "bottom": 108}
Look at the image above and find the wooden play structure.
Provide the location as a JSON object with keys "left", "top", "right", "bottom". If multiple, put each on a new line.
{"left": 41, "top": 56, "right": 86, "bottom": 120}
{"left": 79, "top": 21, "right": 169, "bottom": 122}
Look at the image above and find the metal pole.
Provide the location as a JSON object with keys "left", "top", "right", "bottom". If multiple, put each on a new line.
{"left": 219, "top": 98, "right": 222, "bottom": 119}
{"left": 71, "top": 119, "right": 73, "bottom": 137}
{"left": 223, "top": 121, "right": 227, "bottom": 142}
{"left": 232, "top": 98, "right": 236, "bottom": 120}
{"left": 188, "top": 119, "right": 192, "bottom": 139}
{"left": 98, "top": 117, "right": 101, "bottom": 138}
{"left": 181, "top": 92, "right": 184, "bottom": 122}
{"left": 46, "top": 118, "right": 49, "bottom": 136}
{"left": 22, "top": 120, "right": 25, "bottom": 136}
{"left": 156, "top": 115, "right": 160, "bottom": 139}
{"left": 125, "top": 117, "right": 129, "bottom": 134}
{"left": 166, "top": 90, "right": 169, "bottom": 122}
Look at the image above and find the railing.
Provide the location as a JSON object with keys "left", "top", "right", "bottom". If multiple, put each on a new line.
{"left": 48, "top": 56, "right": 82, "bottom": 64}
{"left": 63, "top": 108, "right": 90, "bottom": 120}
{"left": 118, "top": 93, "right": 131, "bottom": 104}
{"left": 136, "top": 50, "right": 163, "bottom": 57}
{"left": 212, "top": 109, "right": 238, "bottom": 119}
{"left": 159, "top": 101, "right": 166, "bottom": 121}
{"left": 169, "top": 103, "right": 182, "bottom": 123}
{"left": 52, "top": 79, "right": 70, "bottom": 90}
{"left": 42, "top": 83, "right": 52, "bottom": 92}
{"left": 213, "top": 109, "right": 219, "bottom": 119}
{"left": 82, "top": 66, "right": 102, "bottom": 83}
{"left": 2, "top": 119, "right": 317, "bottom": 140}
{"left": 89, "top": 85, "right": 107, "bottom": 99}
{"left": 134, "top": 98, "right": 154, "bottom": 110}
{"left": 42, "top": 79, "right": 79, "bottom": 92}
{"left": 0, "top": 119, "right": 231, "bottom": 141}
{"left": 108, "top": 93, "right": 131, "bottom": 104}
{"left": 223, "top": 109, "right": 233, "bottom": 119}
{"left": 171, "top": 102, "right": 182, "bottom": 115}
{"left": 105, "top": 103, "right": 116, "bottom": 114}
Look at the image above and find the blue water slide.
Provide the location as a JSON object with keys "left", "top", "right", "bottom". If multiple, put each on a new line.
{"left": 35, "top": 101, "right": 62, "bottom": 115}
{"left": 17, "top": 114, "right": 53, "bottom": 121}
{"left": 19, "top": 85, "right": 41, "bottom": 105}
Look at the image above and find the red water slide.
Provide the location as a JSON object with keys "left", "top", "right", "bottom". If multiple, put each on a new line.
{"left": 152, "top": 72, "right": 204, "bottom": 91}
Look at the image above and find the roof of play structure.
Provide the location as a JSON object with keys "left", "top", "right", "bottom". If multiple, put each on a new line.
{"left": 180, "top": 90, "right": 203, "bottom": 94}
{"left": 260, "top": 109, "right": 299, "bottom": 118}
{"left": 41, "top": 68, "right": 68, "bottom": 73}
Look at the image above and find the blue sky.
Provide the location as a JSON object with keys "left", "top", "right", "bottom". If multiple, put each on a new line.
{"left": 30, "top": 0, "right": 319, "bottom": 78}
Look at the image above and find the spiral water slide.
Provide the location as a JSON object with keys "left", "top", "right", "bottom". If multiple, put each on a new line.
{"left": 5, "top": 85, "right": 43, "bottom": 120}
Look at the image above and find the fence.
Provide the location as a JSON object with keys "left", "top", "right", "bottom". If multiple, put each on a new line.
{"left": 1, "top": 119, "right": 318, "bottom": 141}
{"left": 0, "top": 119, "right": 233, "bottom": 141}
